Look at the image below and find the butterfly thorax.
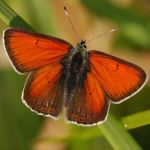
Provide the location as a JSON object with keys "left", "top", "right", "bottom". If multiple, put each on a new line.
{"left": 62, "top": 41, "right": 89, "bottom": 106}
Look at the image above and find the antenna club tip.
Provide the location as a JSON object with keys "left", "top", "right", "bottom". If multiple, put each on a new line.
{"left": 64, "top": 6, "right": 67, "bottom": 10}
{"left": 64, "top": 6, "right": 68, "bottom": 15}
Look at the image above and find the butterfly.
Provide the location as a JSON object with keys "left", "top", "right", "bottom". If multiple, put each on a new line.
{"left": 4, "top": 28, "right": 147, "bottom": 126}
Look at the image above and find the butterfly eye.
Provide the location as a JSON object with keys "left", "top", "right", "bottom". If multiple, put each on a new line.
{"left": 83, "top": 45, "right": 87, "bottom": 48}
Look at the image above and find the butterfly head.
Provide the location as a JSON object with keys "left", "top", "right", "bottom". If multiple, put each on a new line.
{"left": 77, "top": 40, "right": 87, "bottom": 51}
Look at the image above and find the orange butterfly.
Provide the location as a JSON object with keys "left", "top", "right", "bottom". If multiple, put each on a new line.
{"left": 4, "top": 28, "right": 147, "bottom": 126}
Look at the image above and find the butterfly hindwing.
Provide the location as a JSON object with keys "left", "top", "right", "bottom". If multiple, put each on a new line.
{"left": 4, "top": 28, "right": 72, "bottom": 73}
{"left": 22, "top": 63, "right": 65, "bottom": 118}
{"left": 89, "top": 50, "right": 147, "bottom": 103}
{"left": 66, "top": 72, "right": 109, "bottom": 125}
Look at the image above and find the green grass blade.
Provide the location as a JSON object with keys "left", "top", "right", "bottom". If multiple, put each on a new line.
{"left": 98, "top": 113, "right": 142, "bottom": 150}
{"left": 0, "top": 0, "right": 33, "bottom": 30}
{"left": 122, "top": 110, "right": 150, "bottom": 129}
{"left": 0, "top": 0, "right": 16, "bottom": 24}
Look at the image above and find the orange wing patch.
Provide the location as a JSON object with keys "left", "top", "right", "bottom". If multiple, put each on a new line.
{"left": 23, "top": 63, "right": 64, "bottom": 117}
{"left": 89, "top": 50, "right": 147, "bottom": 103}
{"left": 66, "top": 72, "right": 109, "bottom": 125}
{"left": 4, "top": 28, "right": 72, "bottom": 73}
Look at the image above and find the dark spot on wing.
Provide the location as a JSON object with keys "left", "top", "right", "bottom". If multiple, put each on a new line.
{"left": 36, "top": 39, "right": 39, "bottom": 46}
{"left": 116, "top": 64, "right": 119, "bottom": 70}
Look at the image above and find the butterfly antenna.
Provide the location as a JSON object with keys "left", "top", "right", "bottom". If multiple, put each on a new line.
{"left": 64, "top": 6, "right": 80, "bottom": 43}
{"left": 86, "top": 26, "right": 119, "bottom": 45}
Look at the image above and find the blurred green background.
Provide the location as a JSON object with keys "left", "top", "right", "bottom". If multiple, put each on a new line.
{"left": 0, "top": 0, "right": 150, "bottom": 150}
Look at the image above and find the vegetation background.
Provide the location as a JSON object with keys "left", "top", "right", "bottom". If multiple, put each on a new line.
{"left": 0, "top": 0, "right": 150, "bottom": 150}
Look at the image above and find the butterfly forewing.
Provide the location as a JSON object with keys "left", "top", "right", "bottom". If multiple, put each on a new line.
{"left": 4, "top": 28, "right": 72, "bottom": 73}
{"left": 89, "top": 50, "right": 147, "bottom": 103}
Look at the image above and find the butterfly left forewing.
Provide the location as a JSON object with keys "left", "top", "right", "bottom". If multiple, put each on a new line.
{"left": 89, "top": 50, "right": 147, "bottom": 103}
{"left": 66, "top": 72, "right": 109, "bottom": 126}
{"left": 23, "top": 63, "right": 65, "bottom": 118}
